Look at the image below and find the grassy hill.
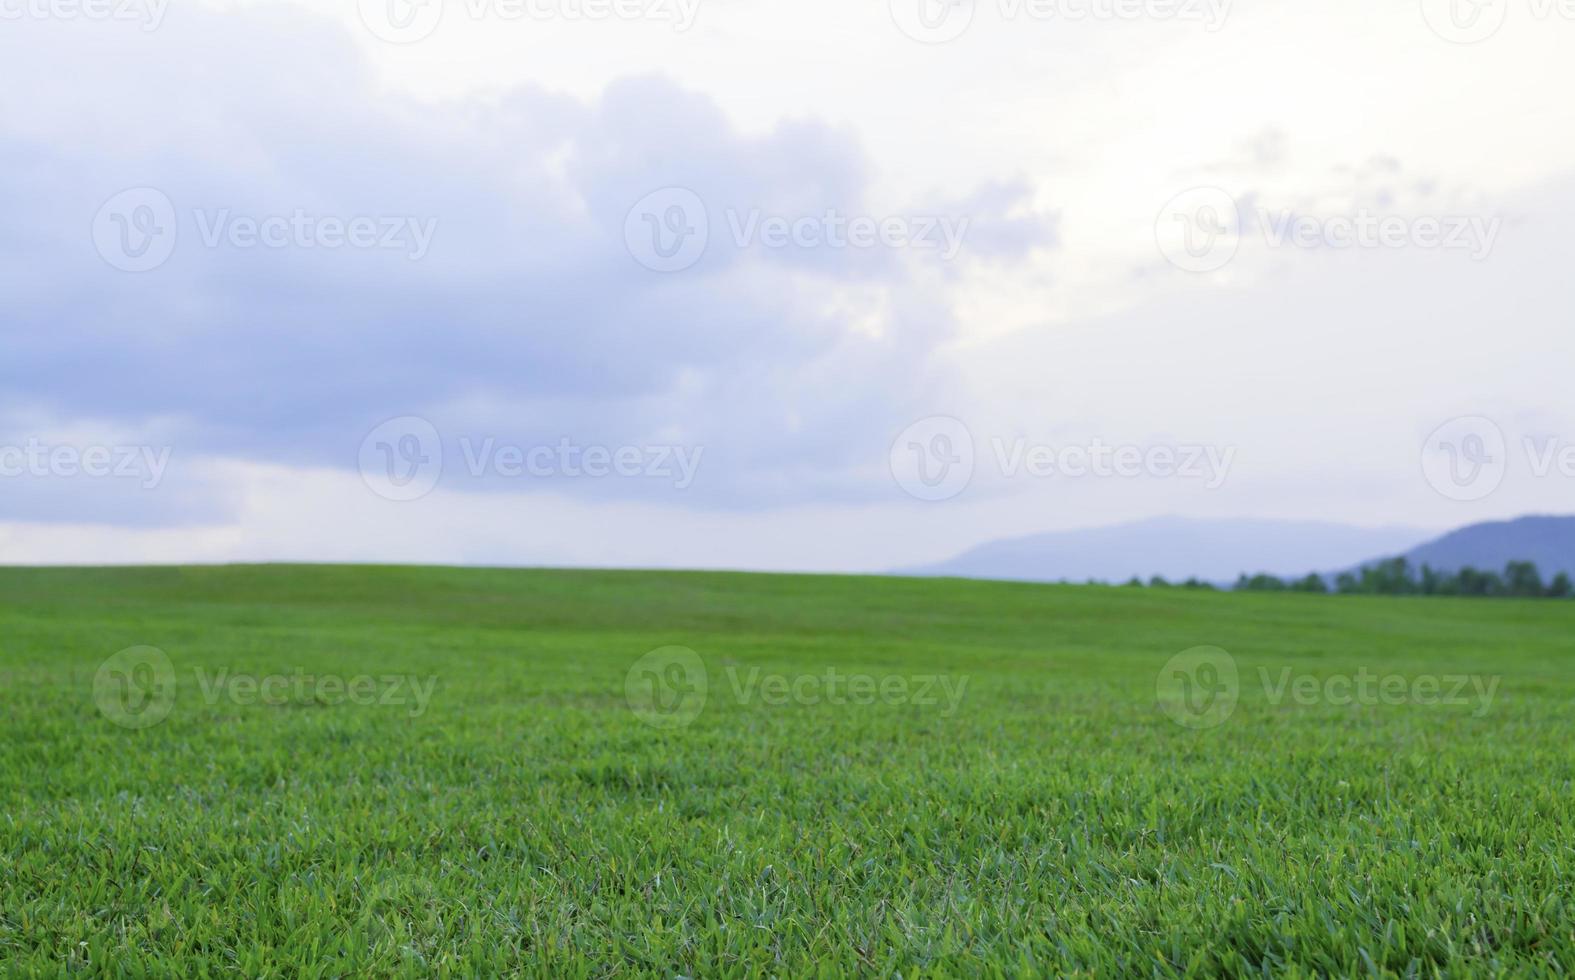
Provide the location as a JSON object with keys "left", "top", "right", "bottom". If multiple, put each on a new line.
{"left": 1, "top": 565, "right": 1571, "bottom": 974}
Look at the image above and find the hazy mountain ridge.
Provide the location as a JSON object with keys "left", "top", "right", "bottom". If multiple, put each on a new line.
{"left": 1383, "top": 515, "right": 1575, "bottom": 579}
{"left": 905, "top": 515, "right": 1575, "bottom": 586}
{"left": 903, "top": 517, "right": 1433, "bottom": 585}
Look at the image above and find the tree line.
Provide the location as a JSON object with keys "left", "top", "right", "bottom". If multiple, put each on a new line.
{"left": 1122, "top": 557, "right": 1573, "bottom": 598}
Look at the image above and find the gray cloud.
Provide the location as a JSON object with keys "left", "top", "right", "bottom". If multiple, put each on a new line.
{"left": 0, "top": 9, "right": 1056, "bottom": 524}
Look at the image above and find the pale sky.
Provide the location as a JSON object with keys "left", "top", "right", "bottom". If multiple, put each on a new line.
{"left": 1, "top": 0, "right": 1571, "bottom": 570}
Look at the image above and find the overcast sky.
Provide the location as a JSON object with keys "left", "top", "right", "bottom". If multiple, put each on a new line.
{"left": 2, "top": 0, "right": 1571, "bottom": 570}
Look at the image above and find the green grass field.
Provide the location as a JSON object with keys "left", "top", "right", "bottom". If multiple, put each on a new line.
{"left": 2, "top": 565, "right": 1572, "bottom": 976}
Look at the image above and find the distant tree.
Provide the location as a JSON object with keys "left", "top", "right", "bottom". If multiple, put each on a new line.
{"left": 1431, "top": 566, "right": 1462, "bottom": 595}
{"left": 1360, "top": 557, "right": 1417, "bottom": 595}
{"left": 1235, "top": 573, "right": 1289, "bottom": 592}
{"left": 1219, "top": 559, "right": 1565, "bottom": 600}
{"left": 1150, "top": 576, "right": 1171, "bottom": 589}
{"left": 1455, "top": 566, "right": 1504, "bottom": 597}
{"left": 1504, "top": 561, "right": 1545, "bottom": 598}
{"left": 1356, "top": 563, "right": 1379, "bottom": 593}
{"left": 1293, "top": 573, "right": 1329, "bottom": 593}
{"left": 1182, "top": 578, "right": 1216, "bottom": 591}
{"left": 1125, "top": 576, "right": 1145, "bottom": 588}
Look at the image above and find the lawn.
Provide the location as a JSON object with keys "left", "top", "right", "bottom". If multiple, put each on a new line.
{"left": 0, "top": 565, "right": 1571, "bottom": 976}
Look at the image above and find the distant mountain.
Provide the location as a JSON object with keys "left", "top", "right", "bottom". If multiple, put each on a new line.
{"left": 1378, "top": 515, "right": 1575, "bottom": 579}
{"left": 903, "top": 517, "right": 1432, "bottom": 585}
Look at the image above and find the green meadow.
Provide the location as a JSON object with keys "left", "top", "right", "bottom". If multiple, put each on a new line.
{"left": 1, "top": 565, "right": 1571, "bottom": 976}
